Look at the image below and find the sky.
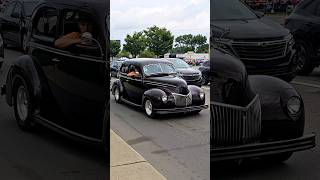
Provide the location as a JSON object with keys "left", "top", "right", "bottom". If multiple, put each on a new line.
{"left": 110, "top": 0, "right": 210, "bottom": 45}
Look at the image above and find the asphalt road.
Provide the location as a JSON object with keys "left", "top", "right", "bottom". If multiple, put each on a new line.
{"left": 212, "top": 69, "right": 320, "bottom": 180}
{"left": 110, "top": 79, "right": 210, "bottom": 179}
{"left": 0, "top": 48, "right": 107, "bottom": 180}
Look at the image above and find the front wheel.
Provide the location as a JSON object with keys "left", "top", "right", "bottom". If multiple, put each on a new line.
{"left": 144, "top": 99, "right": 156, "bottom": 118}
{"left": 13, "top": 74, "right": 35, "bottom": 131}
{"left": 113, "top": 86, "right": 121, "bottom": 103}
{"left": 295, "top": 40, "right": 314, "bottom": 75}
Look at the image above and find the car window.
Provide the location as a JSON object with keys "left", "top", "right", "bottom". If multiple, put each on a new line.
{"left": 12, "top": 2, "right": 21, "bottom": 17}
{"left": 299, "top": 0, "right": 320, "bottom": 16}
{"left": 4, "top": 2, "right": 15, "bottom": 16}
{"left": 170, "top": 59, "right": 190, "bottom": 69}
{"left": 143, "top": 63, "right": 176, "bottom": 76}
{"left": 23, "top": 1, "right": 38, "bottom": 16}
{"left": 120, "top": 63, "right": 128, "bottom": 73}
{"left": 33, "top": 8, "right": 57, "bottom": 39}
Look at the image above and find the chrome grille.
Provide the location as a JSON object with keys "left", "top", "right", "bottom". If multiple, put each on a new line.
{"left": 182, "top": 74, "right": 201, "bottom": 81}
{"left": 173, "top": 93, "right": 192, "bottom": 107}
{"left": 232, "top": 40, "right": 287, "bottom": 60}
{"left": 211, "top": 95, "right": 261, "bottom": 147}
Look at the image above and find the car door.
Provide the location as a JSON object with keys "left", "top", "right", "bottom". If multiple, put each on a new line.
{"left": 1, "top": 1, "right": 16, "bottom": 43}
{"left": 126, "top": 64, "right": 144, "bottom": 104}
{"left": 50, "top": 9, "right": 107, "bottom": 139}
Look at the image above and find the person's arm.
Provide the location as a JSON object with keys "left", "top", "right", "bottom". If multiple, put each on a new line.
{"left": 54, "top": 32, "right": 81, "bottom": 49}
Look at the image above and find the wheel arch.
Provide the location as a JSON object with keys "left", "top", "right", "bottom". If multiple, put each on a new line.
{"left": 142, "top": 88, "right": 166, "bottom": 107}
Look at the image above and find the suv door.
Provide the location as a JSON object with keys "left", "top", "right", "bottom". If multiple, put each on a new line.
{"left": 51, "top": 10, "right": 106, "bottom": 139}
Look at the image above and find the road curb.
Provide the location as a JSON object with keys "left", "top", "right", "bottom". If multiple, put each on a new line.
{"left": 110, "top": 130, "right": 167, "bottom": 180}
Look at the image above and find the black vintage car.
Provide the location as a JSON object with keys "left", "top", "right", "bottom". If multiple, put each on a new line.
{"left": 164, "top": 58, "right": 203, "bottom": 87}
{"left": 112, "top": 58, "right": 208, "bottom": 118}
{"left": 211, "top": 35, "right": 316, "bottom": 162}
{"left": 285, "top": 0, "right": 320, "bottom": 75}
{"left": 211, "top": 0, "right": 298, "bottom": 82}
{"left": 1, "top": 0, "right": 109, "bottom": 152}
{"left": 198, "top": 60, "right": 210, "bottom": 85}
{"left": 0, "top": 0, "right": 39, "bottom": 52}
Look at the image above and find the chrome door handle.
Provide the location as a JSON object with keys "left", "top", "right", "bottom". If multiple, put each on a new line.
{"left": 52, "top": 58, "right": 61, "bottom": 62}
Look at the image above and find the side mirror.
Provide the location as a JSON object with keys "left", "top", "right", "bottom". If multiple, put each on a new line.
{"left": 254, "top": 11, "right": 264, "bottom": 18}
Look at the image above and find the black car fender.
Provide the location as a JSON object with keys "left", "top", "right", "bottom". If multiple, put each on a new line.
{"left": 188, "top": 85, "right": 203, "bottom": 94}
{"left": 249, "top": 75, "right": 305, "bottom": 138}
{"left": 142, "top": 89, "right": 167, "bottom": 107}
{"left": 6, "top": 55, "right": 42, "bottom": 107}
{"left": 111, "top": 79, "right": 123, "bottom": 95}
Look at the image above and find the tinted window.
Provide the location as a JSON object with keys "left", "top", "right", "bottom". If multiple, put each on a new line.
{"left": 12, "top": 2, "right": 21, "bottom": 16}
{"left": 211, "top": 0, "right": 257, "bottom": 20}
{"left": 4, "top": 2, "right": 15, "bottom": 16}
{"left": 34, "top": 9, "right": 57, "bottom": 38}
{"left": 170, "top": 58, "right": 190, "bottom": 69}
{"left": 23, "top": 2, "right": 38, "bottom": 16}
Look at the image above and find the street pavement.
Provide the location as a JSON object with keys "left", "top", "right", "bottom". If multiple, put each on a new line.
{"left": 0, "top": 48, "right": 107, "bottom": 180}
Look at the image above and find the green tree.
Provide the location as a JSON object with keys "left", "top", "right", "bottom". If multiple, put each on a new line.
{"left": 139, "top": 50, "right": 156, "bottom": 58}
{"left": 123, "top": 32, "right": 146, "bottom": 58}
{"left": 196, "top": 43, "right": 209, "bottom": 53}
{"left": 117, "top": 50, "right": 130, "bottom": 58}
{"left": 144, "top": 26, "right": 174, "bottom": 57}
{"left": 110, "top": 40, "right": 121, "bottom": 59}
{"left": 191, "top": 34, "right": 207, "bottom": 52}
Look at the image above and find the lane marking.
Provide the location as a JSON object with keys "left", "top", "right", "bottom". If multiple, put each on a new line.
{"left": 292, "top": 81, "right": 320, "bottom": 89}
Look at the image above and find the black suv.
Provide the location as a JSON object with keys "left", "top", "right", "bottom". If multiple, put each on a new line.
{"left": 0, "top": 0, "right": 39, "bottom": 52}
{"left": 1, "top": 0, "right": 109, "bottom": 151}
{"left": 211, "top": 0, "right": 297, "bottom": 82}
{"left": 285, "top": 0, "right": 320, "bottom": 75}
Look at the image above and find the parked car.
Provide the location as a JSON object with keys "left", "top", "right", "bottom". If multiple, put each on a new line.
{"left": 0, "top": 0, "right": 109, "bottom": 152}
{"left": 198, "top": 60, "right": 210, "bottom": 85}
{"left": 0, "top": 0, "right": 39, "bottom": 52}
{"left": 110, "top": 60, "right": 123, "bottom": 78}
{"left": 211, "top": 0, "right": 298, "bottom": 82}
{"left": 285, "top": 0, "right": 320, "bottom": 75}
{"left": 211, "top": 37, "right": 316, "bottom": 162}
{"left": 164, "top": 58, "right": 202, "bottom": 87}
{"left": 112, "top": 58, "right": 208, "bottom": 118}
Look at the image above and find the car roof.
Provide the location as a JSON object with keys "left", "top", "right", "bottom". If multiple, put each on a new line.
{"left": 124, "top": 58, "right": 172, "bottom": 66}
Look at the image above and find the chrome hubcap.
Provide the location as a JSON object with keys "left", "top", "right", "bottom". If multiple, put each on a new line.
{"left": 114, "top": 88, "right": 120, "bottom": 101}
{"left": 16, "top": 86, "right": 28, "bottom": 121}
{"left": 145, "top": 100, "right": 152, "bottom": 116}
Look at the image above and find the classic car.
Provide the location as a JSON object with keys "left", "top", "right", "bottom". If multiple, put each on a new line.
{"left": 198, "top": 60, "right": 210, "bottom": 85}
{"left": 211, "top": 26, "right": 316, "bottom": 162}
{"left": 0, "top": 0, "right": 110, "bottom": 152}
{"left": 110, "top": 60, "right": 123, "bottom": 78}
{"left": 211, "top": 0, "right": 298, "bottom": 82}
{"left": 285, "top": 0, "right": 320, "bottom": 75}
{"left": 0, "top": 0, "right": 39, "bottom": 52}
{"left": 112, "top": 58, "right": 208, "bottom": 118}
{"left": 164, "top": 58, "right": 202, "bottom": 87}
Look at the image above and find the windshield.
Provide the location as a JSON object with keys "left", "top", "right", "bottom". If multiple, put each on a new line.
{"left": 24, "top": 2, "right": 37, "bottom": 16}
{"left": 170, "top": 59, "right": 190, "bottom": 69}
{"left": 211, "top": 0, "right": 257, "bottom": 21}
{"left": 143, "top": 63, "right": 176, "bottom": 76}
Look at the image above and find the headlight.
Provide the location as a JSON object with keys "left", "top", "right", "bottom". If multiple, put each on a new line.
{"left": 162, "top": 95, "right": 168, "bottom": 102}
{"left": 199, "top": 92, "right": 205, "bottom": 100}
{"left": 287, "top": 96, "right": 301, "bottom": 116}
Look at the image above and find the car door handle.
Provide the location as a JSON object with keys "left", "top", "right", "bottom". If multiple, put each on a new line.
{"left": 52, "top": 58, "right": 61, "bottom": 62}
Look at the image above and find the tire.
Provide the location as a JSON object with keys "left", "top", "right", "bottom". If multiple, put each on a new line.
{"left": 113, "top": 85, "right": 121, "bottom": 103}
{"left": 144, "top": 98, "right": 156, "bottom": 118}
{"left": 12, "top": 74, "right": 35, "bottom": 131}
{"left": 261, "top": 152, "right": 293, "bottom": 163}
{"left": 295, "top": 40, "right": 315, "bottom": 76}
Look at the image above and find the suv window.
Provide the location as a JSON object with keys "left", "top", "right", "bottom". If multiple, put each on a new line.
{"left": 12, "top": 2, "right": 21, "bottom": 17}
{"left": 33, "top": 8, "right": 57, "bottom": 38}
{"left": 4, "top": 2, "right": 15, "bottom": 16}
{"left": 299, "top": 0, "right": 320, "bottom": 16}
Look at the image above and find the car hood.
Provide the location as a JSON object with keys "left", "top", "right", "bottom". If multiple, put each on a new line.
{"left": 176, "top": 68, "right": 200, "bottom": 75}
{"left": 146, "top": 76, "right": 187, "bottom": 87}
{"left": 212, "top": 17, "right": 289, "bottom": 40}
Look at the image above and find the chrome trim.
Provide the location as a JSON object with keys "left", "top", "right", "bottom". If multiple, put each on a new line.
{"left": 172, "top": 92, "right": 192, "bottom": 107}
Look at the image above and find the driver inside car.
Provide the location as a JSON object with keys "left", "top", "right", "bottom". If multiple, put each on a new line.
{"left": 54, "top": 16, "right": 93, "bottom": 49}
{"left": 127, "top": 67, "right": 140, "bottom": 78}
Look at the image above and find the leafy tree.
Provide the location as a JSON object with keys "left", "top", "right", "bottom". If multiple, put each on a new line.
{"left": 139, "top": 50, "right": 156, "bottom": 58}
{"left": 110, "top": 40, "right": 121, "bottom": 59}
{"left": 117, "top": 50, "right": 130, "bottom": 58}
{"left": 175, "top": 34, "right": 193, "bottom": 48}
{"left": 144, "top": 26, "right": 174, "bottom": 57}
{"left": 191, "top": 34, "right": 207, "bottom": 51}
{"left": 196, "top": 43, "right": 209, "bottom": 53}
{"left": 174, "top": 34, "right": 208, "bottom": 53}
{"left": 123, "top": 32, "right": 146, "bottom": 58}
